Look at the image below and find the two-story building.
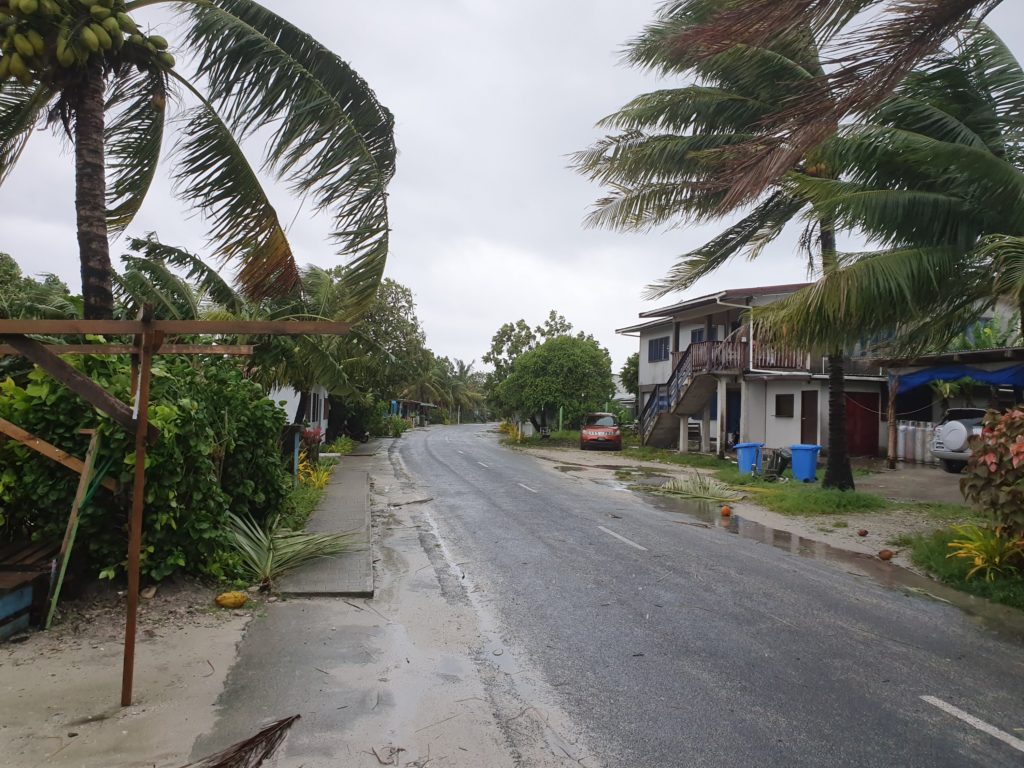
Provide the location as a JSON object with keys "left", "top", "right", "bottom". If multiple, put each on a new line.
{"left": 617, "top": 284, "right": 888, "bottom": 456}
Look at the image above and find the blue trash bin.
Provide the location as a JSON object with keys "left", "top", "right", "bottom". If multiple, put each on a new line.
{"left": 790, "top": 444, "right": 822, "bottom": 482}
{"left": 734, "top": 442, "right": 764, "bottom": 475}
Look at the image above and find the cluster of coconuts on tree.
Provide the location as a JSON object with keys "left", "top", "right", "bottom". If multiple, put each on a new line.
{"left": 0, "top": 0, "right": 174, "bottom": 88}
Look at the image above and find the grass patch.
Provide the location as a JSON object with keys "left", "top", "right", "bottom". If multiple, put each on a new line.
{"left": 281, "top": 482, "right": 326, "bottom": 530}
{"left": 623, "top": 446, "right": 732, "bottom": 470}
{"left": 750, "top": 485, "right": 892, "bottom": 516}
{"left": 909, "top": 501, "right": 983, "bottom": 524}
{"left": 909, "top": 530, "right": 1024, "bottom": 611}
{"left": 889, "top": 533, "right": 916, "bottom": 548}
{"left": 505, "top": 429, "right": 581, "bottom": 448}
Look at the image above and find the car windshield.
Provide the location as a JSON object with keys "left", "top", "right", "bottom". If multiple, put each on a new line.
{"left": 585, "top": 415, "right": 616, "bottom": 427}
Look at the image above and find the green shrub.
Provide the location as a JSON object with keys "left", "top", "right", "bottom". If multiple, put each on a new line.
{"left": 324, "top": 435, "right": 356, "bottom": 455}
{"left": 382, "top": 414, "right": 409, "bottom": 437}
{"left": 0, "top": 355, "right": 289, "bottom": 582}
{"left": 961, "top": 408, "right": 1024, "bottom": 537}
{"left": 910, "top": 529, "right": 1024, "bottom": 610}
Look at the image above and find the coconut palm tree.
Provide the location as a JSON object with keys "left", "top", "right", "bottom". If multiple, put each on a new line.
{"left": 0, "top": 0, "right": 394, "bottom": 319}
{"left": 654, "top": 0, "right": 1004, "bottom": 212}
{"left": 575, "top": 0, "right": 860, "bottom": 489}
{"left": 752, "top": 23, "right": 1024, "bottom": 356}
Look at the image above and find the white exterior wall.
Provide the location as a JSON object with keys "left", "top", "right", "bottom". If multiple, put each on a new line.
{"left": 764, "top": 380, "right": 804, "bottom": 448}
{"left": 639, "top": 323, "right": 673, "bottom": 390}
{"left": 269, "top": 384, "right": 330, "bottom": 434}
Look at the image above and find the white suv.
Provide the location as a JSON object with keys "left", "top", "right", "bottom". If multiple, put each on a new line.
{"left": 931, "top": 408, "right": 986, "bottom": 474}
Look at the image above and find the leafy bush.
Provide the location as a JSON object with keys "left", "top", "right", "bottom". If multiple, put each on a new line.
{"left": 323, "top": 435, "right": 356, "bottom": 455}
{"left": 0, "top": 355, "right": 290, "bottom": 582}
{"left": 298, "top": 452, "right": 332, "bottom": 490}
{"left": 961, "top": 408, "right": 1024, "bottom": 537}
{"left": 382, "top": 415, "right": 409, "bottom": 437}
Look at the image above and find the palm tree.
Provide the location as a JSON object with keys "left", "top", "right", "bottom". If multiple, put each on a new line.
{"left": 654, "top": 0, "right": 1004, "bottom": 212}
{"left": 0, "top": 0, "right": 394, "bottom": 319}
{"left": 752, "top": 23, "right": 1024, "bottom": 357}
{"left": 575, "top": 1, "right": 859, "bottom": 489}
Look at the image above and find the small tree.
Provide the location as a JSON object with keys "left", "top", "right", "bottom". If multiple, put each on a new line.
{"left": 619, "top": 352, "right": 640, "bottom": 399}
{"left": 497, "top": 336, "right": 614, "bottom": 430}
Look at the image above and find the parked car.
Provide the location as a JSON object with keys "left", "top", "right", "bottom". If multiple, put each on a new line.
{"left": 931, "top": 407, "right": 986, "bottom": 473}
{"left": 580, "top": 412, "right": 622, "bottom": 451}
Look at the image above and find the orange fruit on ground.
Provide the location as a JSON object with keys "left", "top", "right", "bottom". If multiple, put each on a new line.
{"left": 720, "top": 505, "right": 732, "bottom": 517}
{"left": 878, "top": 549, "right": 894, "bottom": 561}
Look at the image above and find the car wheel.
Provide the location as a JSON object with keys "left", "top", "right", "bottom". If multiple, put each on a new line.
{"left": 579, "top": 442, "right": 587, "bottom": 451}
{"left": 940, "top": 459, "right": 967, "bottom": 474}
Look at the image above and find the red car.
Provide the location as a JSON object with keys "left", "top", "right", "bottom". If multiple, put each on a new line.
{"left": 580, "top": 412, "right": 622, "bottom": 451}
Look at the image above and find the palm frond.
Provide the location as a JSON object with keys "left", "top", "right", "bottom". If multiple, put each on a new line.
{"left": 168, "top": 73, "right": 300, "bottom": 300}
{"left": 181, "top": 1, "right": 395, "bottom": 316}
{"left": 0, "top": 81, "right": 53, "bottom": 186}
{"left": 227, "top": 512, "right": 354, "bottom": 590}
{"left": 105, "top": 68, "right": 168, "bottom": 234}
{"left": 659, "top": 473, "right": 745, "bottom": 502}
{"left": 645, "top": 191, "right": 806, "bottom": 298}
{"left": 749, "top": 245, "right": 990, "bottom": 352}
{"left": 125, "top": 234, "right": 245, "bottom": 314}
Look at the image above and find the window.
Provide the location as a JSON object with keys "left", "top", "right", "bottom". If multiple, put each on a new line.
{"left": 775, "top": 394, "right": 794, "bottom": 418}
{"left": 690, "top": 328, "right": 705, "bottom": 344}
{"left": 648, "top": 336, "right": 670, "bottom": 362}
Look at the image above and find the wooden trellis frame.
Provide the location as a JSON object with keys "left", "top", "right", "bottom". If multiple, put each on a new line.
{"left": 0, "top": 317, "right": 349, "bottom": 706}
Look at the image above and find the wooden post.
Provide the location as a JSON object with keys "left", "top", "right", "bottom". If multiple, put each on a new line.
{"left": 46, "top": 431, "right": 101, "bottom": 629}
{"left": 121, "top": 332, "right": 155, "bottom": 707}
{"left": 887, "top": 377, "right": 899, "bottom": 470}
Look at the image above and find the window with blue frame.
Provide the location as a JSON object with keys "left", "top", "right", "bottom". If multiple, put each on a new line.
{"left": 648, "top": 336, "right": 670, "bottom": 362}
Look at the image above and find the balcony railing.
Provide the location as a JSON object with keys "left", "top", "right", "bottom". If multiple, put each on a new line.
{"left": 640, "top": 341, "right": 880, "bottom": 442}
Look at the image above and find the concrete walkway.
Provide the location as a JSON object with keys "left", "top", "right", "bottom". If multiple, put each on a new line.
{"left": 277, "top": 461, "right": 374, "bottom": 598}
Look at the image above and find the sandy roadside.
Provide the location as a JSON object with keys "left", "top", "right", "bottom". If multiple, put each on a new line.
{"left": 0, "top": 582, "right": 250, "bottom": 768}
{"left": 509, "top": 443, "right": 962, "bottom": 571}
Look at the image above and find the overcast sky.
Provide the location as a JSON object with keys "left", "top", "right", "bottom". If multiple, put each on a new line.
{"left": 3, "top": 2, "right": 1023, "bottom": 372}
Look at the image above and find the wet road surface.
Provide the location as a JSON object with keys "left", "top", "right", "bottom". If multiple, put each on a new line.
{"left": 399, "top": 424, "right": 1024, "bottom": 768}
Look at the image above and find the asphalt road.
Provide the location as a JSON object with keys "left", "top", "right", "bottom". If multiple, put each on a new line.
{"left": 398, "top": 424, "right": 1024, "bottom": 768}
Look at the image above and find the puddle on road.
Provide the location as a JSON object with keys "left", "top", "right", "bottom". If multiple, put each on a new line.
{"left": 554, "top": 465, "right": 588, "bottom": 473}
{"left": 645, "top": 493, "right": 1024, "bottom": 642}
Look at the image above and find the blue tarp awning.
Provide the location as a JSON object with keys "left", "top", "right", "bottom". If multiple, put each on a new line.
{"left": 893, "top": 364, "right": 1024, "bottom": 392}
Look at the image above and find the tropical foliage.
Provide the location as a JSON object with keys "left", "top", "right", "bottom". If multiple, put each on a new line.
{"left": 0, "top": 354, "right": 290, "bottom": 581}
{"left": 0, "top": 0, "right": 395, "bottom": 318}
{"left": 962, "top": 407, "right": 1024, "bottom": 538}
{"left": 752, "top": 23, "right": 1024, "bottom": 356}
{"left": 227, "top": 512, "right": 353, "bottom": 591}
{"left": 496, "top": 335, "right": 615, "bottom": 430}
{"left": 648, "top": 0, "right": 1006, "bottom": 214}
{"left": 575, "top": 0, "right": 859, "bottom": 489}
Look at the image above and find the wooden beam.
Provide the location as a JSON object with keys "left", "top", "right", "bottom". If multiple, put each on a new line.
{"left": 0, "top": 335, "right": 159, "bottom": 443}
{"left": 46, "top": 431, "right": 101, "bottom": 629}
{"left": 0, "top": 343, "right": 256, "bottom": 356}
{"left": 0, "top": 320, "right": 350, "bottom": 336}
{"left": 0, "top": 418, "right": 118, "bottom": 492}
{"left": 122, "top": 331, "right": 155, "bottom": 707}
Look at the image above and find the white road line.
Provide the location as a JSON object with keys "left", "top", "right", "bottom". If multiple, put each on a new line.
{"left": 478, "top": 461, "right": 489, "bottom": 468}
{"left": 598, "top": 526, "right": 647, "bottom": 551}
{"left": 921, "top": 696, "right": 1024, "bottom": 754}
{"left": 518, "top": 483, "right": 538, "bottom": 493}
{"left": 457, "top": 450, "right": 464, "bottom": 455}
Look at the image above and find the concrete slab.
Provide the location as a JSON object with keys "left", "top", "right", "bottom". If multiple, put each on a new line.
{"left": 278, "top": 464, "right": 374, "bottom": 598}
{"left": 854, "top": 462, "right": 964, "bottom": 505}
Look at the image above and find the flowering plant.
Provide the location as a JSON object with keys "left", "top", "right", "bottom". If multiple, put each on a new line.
{"left": 962, "top": 408, "right": 1024, "bottom": 537}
